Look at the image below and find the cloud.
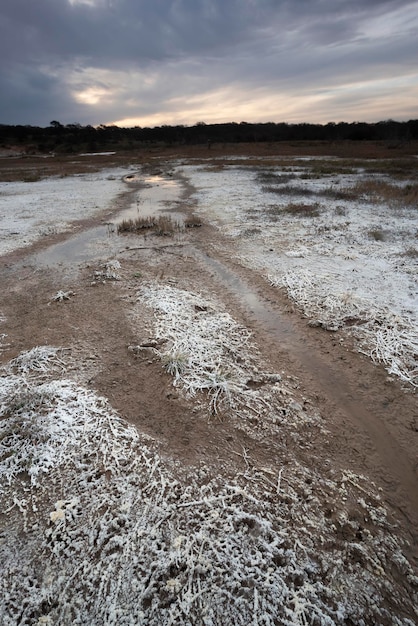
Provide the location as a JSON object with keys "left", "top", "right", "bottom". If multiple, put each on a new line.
{"left": 1, "top": 0, "right": 417, "bottom": 126}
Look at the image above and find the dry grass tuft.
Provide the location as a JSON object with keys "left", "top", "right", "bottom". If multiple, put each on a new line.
{"left": 354, "top": 180, "right": 418, "bottom": 207}
{"left": 264, "top": 203, "right": 321, "bottom": 220}
{"left": 263, "top": 183, "right": 356, "bottom": 201}
{"left": 262, "top": 184, "right": 309, "bottom": 196}
{"left": 184, "top": 215, "right": 203, "bottom": 228}
{"left": 282, "top": 203, "right": 321, "bottom": 217}
{"left": 117, "top": 215, "right": 181, "bottom": 236}
{"left": 257, "top": 171, "right": 296, "bottom": 184}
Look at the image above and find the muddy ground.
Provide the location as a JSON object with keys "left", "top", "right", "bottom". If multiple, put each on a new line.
{"left": 1, "top": 143, "right": 417, "bottom": 621}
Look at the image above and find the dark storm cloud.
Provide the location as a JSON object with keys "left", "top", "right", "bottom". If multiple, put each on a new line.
{"left": 0, "top": 0, "right": 417, "bottom": 125}
{"left": 0, "top": 0, "right": 260, "bottom": 65}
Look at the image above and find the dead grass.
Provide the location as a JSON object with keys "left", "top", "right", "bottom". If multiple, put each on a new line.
{"left": 257, "top": 171, "right": 296, "bottom": 184}
{"left": 203, "top": 164, "right": 225, "bottom": 172}
{"left": 402, "top": 247, "right": 418, "bottom": 258}
{"left": 284, "top": 203, "right": 321, "bottom": 217}
{"left": 267, "top": 203, "right": 321, "bottom": 218}
{"left": 184, "top": 215, "right": 203, "bottom": 228}
{"left": 263, "top": 183, "right": 356, "bottom": 201}
{"left": 262, "top": 184, "right": 309, "bottom": 196}
{"left": 361, "top": 158, "right": 418, "bottom": 179}
{"left": 241, "top": 226, "right": 262, "bottom": 237}
{"left": 22, "top": 172, "right": 42, "bottom": 183}
{"left": 117, "top": 215, "right": 181, "bottom": 236}
{"left": 303, "top": 161, "right": 357, "bottom": 177}
{"left": 354, "top": 180, "right": 418, "bottom": 207}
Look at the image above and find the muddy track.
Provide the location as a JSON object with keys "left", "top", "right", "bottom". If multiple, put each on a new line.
{"left": 187, "top": 231, "right": 418, "bottom": 530}
{"left": 1, "top": 156, "right": 417, "bottom": 564}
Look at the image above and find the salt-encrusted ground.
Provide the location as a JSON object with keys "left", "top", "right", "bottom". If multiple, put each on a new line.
{"left": 0, "top": 168, "right": 129, "bottom": 255}
{"left": 2, "top": 154, "right": 416, "bottom": 391}
{"left": 182, "top": 159, "right": 417, "bottom": 388}
{"left": 0, "top": 149, "right": 417, "bottom": 625}
{"left": 1, "top": 309, "right": 417, "bottom": 625}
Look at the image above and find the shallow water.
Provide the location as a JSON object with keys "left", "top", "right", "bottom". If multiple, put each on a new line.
{"left": 115, "top": 175, "right": 183, "bottom": 224}
{"left": 31, "top": 225, "right": 119, "bottom": 271}
{"left": 197, "top": 251, "right": 294, "bottom": 347}
{"left": 185, "top": 161, "right": 418, "bottom": 390}
{"left": 29, "top": 174, "right": 183, "bottom": 274}
{"left": 0, "top": 168, "right": 130, "bottom": 257}
{"left": 195, "top": 249, "right": 418, "bottom": 511}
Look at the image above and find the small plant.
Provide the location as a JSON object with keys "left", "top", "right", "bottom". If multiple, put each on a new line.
{"left": 2, "top": 386, "right": 54, "bottom": 419}
{"left": 9, "top": 346, "right": 64, "bottom": 376}
{"left": 51, "top": 290, "right": 75, "bottom": 302}
{"left": 93, "top": 259, "right": 121, "bottom": 281}
{"left": 162, "top": 352, "right": 189, "bottom": 380}
{"left": 40, "top": 225, "right": 58, "bottom": 237}
{"left": 117, "top": 215, "right": 181, "bottom": 236}
{"left": 184, "top": 215, "right": 202, "bottom": 228}
{"left": 154, "top": 216, "right": 180, "bottom": 236}
{"left": 368, "top": 228, "right": 387, "bottom": 242}
{"left": 201, "top": 369, "right": 233, "bottom": 415}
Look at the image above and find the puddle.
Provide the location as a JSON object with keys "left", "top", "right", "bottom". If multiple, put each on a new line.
{"left": 198, "top": 251, "right": 294, "bottom": 346}
{"left": 31, "top": 224, "right": 120, "bottom": 274}
{"left": 115, "top": 175, "right": 183, "bottom": 224}
{"left": 28, "top": 174, "right": 184, "bottom": 276}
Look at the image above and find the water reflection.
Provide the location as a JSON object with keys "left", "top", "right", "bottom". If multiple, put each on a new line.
{"left": 28, "top": 173, "right": 183, "bottom": 274}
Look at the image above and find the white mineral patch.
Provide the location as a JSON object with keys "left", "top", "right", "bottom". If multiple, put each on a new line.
{"left": 184, "top": 162, "right": 418, "bottom": 387}
{"left": 1, "top": 332, "right": 416, "bottom": 623}
{"left": 0, "top": 168, "right": 129, "bottom": 256}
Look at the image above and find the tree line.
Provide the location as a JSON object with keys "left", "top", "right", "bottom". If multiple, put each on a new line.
{"left": 0, "top": 119, "right": 417, "bottom": 153}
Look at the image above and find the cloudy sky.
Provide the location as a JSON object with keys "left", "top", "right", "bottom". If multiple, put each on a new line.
{"left": 1, "top": 0, "right": 417, "bottom": 128}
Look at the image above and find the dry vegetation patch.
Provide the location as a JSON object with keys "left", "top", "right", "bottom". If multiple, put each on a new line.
{"left": 354, "top": 180, "right": 418, "bottom": 207}
{"left": 117, "top": 215, "right": 181, "bottom": 236}
{"left": 266, "top": 203, "right": 322, "bottom": 219}
{"left": 2, "top": 295, "right": 417, "bottom": 624}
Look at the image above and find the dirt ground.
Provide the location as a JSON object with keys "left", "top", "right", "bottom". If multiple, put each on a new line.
{"left": 1, "top": 144, "right": 417, "bottom": 613}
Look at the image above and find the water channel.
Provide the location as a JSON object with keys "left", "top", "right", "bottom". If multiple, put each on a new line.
{"left": 16, "top": 167, "right": 418, "bottom": 520}
{"left": 29, "top": 174, "right": 183, "bottom": 274}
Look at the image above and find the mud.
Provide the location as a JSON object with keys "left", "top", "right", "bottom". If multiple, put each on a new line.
{"left": 1, "top": 147, "right": 417, "bottom": 567}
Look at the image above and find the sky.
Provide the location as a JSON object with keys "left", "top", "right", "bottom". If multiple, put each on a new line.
{"left": 1, "top": 0, "right": 417, "bottom": 128}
